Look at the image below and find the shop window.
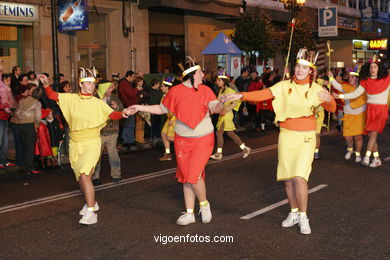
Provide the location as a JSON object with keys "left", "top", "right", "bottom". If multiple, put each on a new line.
{"left": 149, "top": 34, "right": 184, "bottom": 74}
{"left": 380, "top": 0, "right": 388, "bottom": 12}
{"left": 0, "top": 25, "right": 17, "bottom": 41}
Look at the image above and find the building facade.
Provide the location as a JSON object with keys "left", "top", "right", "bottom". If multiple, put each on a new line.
{"left": 247, "top": 0, "right": 389, "bottom": 70}
{"left": 0, "top": 0, "right": 242, "bottom": 85}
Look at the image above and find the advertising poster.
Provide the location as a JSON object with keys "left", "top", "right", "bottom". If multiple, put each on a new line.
{"left": 58, "top": 0, "right": 88, "bottom": 32}
{"left": 230, "top": 56, "right": 241, "bottom": 79}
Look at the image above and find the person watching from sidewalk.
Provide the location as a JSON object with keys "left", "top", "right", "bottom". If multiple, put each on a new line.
{"left": 333, "top": 57, "right": 389, "bottom": 168}
{"left": 0, "top": 61, "right": 17, "bottom": 169}
{"left": 328, "top": 70, "right": 366, "bottom": 163}
{"left": 38, "top": 69, "right": 131, "bottom": 225}
{"left": 159, "top": 77, "right": 176, "bottom": 161}
{"left": 127, "top": 57, "right": 224, "bottom": 226}
{"left": 92, "top": 80, "right": 123, "bottom": 185}
{"left": 223, "top": 48, "right": 336, "bottom": 235}
{"left": 118, "top": 70, "right": 137, "bottom": 150}
{"left": 10, "top": 83, "right": 42, "bottom": 174}
{"left": 210, "top": 71, "right": 251, "bottom": 161}
{"left": 148, "top": 79, "right": 164, "bottom": 145}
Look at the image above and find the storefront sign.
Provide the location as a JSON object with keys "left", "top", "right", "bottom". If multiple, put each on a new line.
{"left": 368, "top": 39, "right": 388, "bottom": 50}
{"left": 0, "top": 2, "right": 39, "bottom": 21}
{"left": 318, "top": 7, "right": 338, "bottom": 37}
{"left": 353, "top": 41, "right": 363, "bottom": 50}
{"left": 338, "top": 16, "right": 357, "bottom": 31}
{"left": 58, "top": 0, "right": 88, "bottom": 32}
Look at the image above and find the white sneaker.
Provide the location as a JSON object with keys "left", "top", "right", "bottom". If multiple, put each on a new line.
{"left": 176, "top": 212, "right": 196, "bottom": 226}
{"left": 298, "top": 215, "right": 311, "bottom": 235}
{"left": 79, "top": 202, "right": 99, "bottom": 216}
{"left": 355, "top": 155, "right": 362, "bottom": 163}
{"left": 344, "top": 150, "right": 353, "bottom": 160}
{"left": 361, "top": 156, "right": 370, "bottom": 167}
{"left": 369, "top": 157, "right": 382, "bottom": 168}
{"left": 79, "top": 210, "right": 98, "bottom": 225}
{"left": 199, "top": 203, "right": 212, "bottom": 224}
{"left": 281, "top": 212, "right": 299, "bottom": 227}
{"left": 243, "top": 147, "right": 251, "bottom": 158}
{"left": 210, "top": 153, "right": 222, "bottom": 160}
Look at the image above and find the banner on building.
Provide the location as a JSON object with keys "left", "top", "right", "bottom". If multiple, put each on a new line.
{"left": 58, "top": 0, "right": 88, "bottom": 32}
{"left": 318, "top": 6, "right": 338, "bottom": 37}
{"left": 0, "top": 2, "right": 39, "bottom": 22}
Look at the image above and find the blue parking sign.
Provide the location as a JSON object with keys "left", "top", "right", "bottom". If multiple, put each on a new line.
{"left": 318, "top": 7, "right": 338, "bottom": 37}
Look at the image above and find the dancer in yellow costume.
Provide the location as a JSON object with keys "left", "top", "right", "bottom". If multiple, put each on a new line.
{"left": 38, "top": 68, "right": 129, "bottom": 225}
{"left": 329, "top": 70, "right": 366, "bottom": 163}
{"left": 159, "top": 76, "right": 176, "bottom": 161}
{"left": 210, "top": 72, "right": 251, "bottom": 160}
{"left": 224, "top": 48, "right": 336, "bottom": 235}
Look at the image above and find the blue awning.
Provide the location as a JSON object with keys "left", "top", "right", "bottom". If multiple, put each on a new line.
{"left": 202, "top": 32, "right": 242, "bottom": 55}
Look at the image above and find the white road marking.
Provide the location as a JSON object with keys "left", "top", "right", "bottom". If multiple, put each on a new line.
{"left": 240, "top": 184, "right": 328, "bottom": 220}
{"left": 0, "top": 130, "right": 337, "bottom": 214}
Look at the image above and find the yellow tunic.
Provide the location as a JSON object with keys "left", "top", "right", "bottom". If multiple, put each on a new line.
{"left": 57, "top": 93, "right": 113, "bottom": 180}
{"left": 161, "top": 113, "right": 176, "bottom": 139}
{"left": 216, "top": 87, "right": 240, "bottom": 131}
{"left": 315, "top": 106, "right": 325, "bottom": 134}
{"left": 269, "top": 80, "right": 324, "bottom": 182}
{"left": 341, "top": 84, "right": 366, "bottom": 137}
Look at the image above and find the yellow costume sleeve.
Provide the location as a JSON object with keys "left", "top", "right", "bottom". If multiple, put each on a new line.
{"left": 58, "top": 93, "right": 113, "bottom": 132}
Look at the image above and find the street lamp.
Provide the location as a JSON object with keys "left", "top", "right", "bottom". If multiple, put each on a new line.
{"left": 280, "top": 0, "right": 306, "bottom": 72}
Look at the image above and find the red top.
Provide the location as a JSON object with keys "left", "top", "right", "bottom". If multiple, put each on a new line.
{"left": 360, "top": 75, "right": 390, "bottom": 95}
{"left": 162, "top": 84, "right": 217, "bottom": 129}
{"left": 118, "top": 79, "right": 138, "bottom": 107}
{"left": 43, "top": 86, "right": 122, "bottom": 120}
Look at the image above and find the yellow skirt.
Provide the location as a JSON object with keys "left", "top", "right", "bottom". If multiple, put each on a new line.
{"left": 342, "top": 112, "right": 366, "bottom": 137}
{"left": 315, "top": 110, "right": 325, "bottom": 134}
{"left": 161, "top": 118, "right": 176, "bottom": 139}
{"left": 216, "top": 112, "right": 236, "bottom": 131}
{"left": 69, "top": 128, "right": 102, "bottom": 181}
{"left": 277, "top": 128, "right": 316, "bottom": 182}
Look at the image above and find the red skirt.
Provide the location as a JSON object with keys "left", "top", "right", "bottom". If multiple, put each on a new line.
{"left": 174, "top": 132, "right": 214, "bottom": 184}
{"left": 365, "top": 104, "right": 388, "bottom": 134}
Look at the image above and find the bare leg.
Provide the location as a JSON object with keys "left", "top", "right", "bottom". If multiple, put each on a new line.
{"left": 183, "top": 183, "right": 196, "bottom": 210}
{"left": 191, "top": 177, "right": 207, "bottom": 202}
{"left": 315, "top": 134, "right": 320, "bottom": 149}
{"left": 216, "top": 123, "right": 225, "bottom": 150}
{"left": 285, "top": 179, "right": 298, "bottom": 209}
{"left": 345, "top": 136, "right": 353, "bottom": 149}
{"left": 161, "top": 132, "right": 170, "bottom": 150}
{"left": 78, "top": 168, "right": 95, "bottom": 207}
{"left": 367, "top": 131, "right": 378, "bottom": 153}
{"left": 226, "top": 131, "right": 244, "bottom": 147}
{"left": 353, "top": 135, "right": 363, "bottom": 153}
{"left": 294, "top": 177, "right": 308, "bottom": 213}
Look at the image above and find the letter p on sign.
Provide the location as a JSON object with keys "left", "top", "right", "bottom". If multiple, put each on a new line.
{"left": 323, "top": 9, "right": 333, "bottom": 25}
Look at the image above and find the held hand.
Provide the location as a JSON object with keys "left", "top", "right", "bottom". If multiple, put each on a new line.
{"left": 37, "top": 74, "right": 49, "bottom": 87}
{"left": 332, "top": 92, "right": 340, "bottom": 99}
{"left": 221, "top": 93, "right": 243, "bottom": 104}
{"left": 121, "top": 109, "right": 129, "bottom": 118}
{"left": 126, "top": 105, "right": 140, "bottom": 115}
{"left": 327, "top": 71, "right": 334, "bottom": 79}
{"left": 318, "top": 87, "right": 332, "bottom": 102}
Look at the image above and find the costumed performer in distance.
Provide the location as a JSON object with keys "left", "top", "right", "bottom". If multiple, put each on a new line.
{"left": 328, "top": 69, "right": 367, "bottom": 163}
{"left": 333, "top": 57, "right": 389, "bottom": 168}
{"left": 210, "top": 71, "right": 251, "bottom": 160}
{"left": 223, "top": 48, "right": 336, "bottom": 235}
{"left": 128, "top": 57, "right": 224, "bottom": 226}
{"left": 37, "top": 68, "right": 131, "bottom": 225}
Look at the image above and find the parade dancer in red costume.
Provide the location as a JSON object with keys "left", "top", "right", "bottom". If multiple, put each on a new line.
{"left": 128, "top": 57, "right": 224, "bottom": 225}
{"left": 334, "top": 58, "right": 389, "bottom": 167}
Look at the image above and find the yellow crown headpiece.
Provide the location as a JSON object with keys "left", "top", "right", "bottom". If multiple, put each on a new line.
{"left": 217, "top": 71, "right": 228, "bottom": 79}
{"left": 296, "top": 48, "right": 319, "bottom": 69}
{"left": 79, "top": 67, "right": 97, "bottom": 83}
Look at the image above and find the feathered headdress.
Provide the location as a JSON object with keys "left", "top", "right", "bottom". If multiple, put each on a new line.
{"left": 79, "top": 67, "right": 97, "bottom": 83}
{"left": 296, "top": 48, "right": 319, "bottom": 69}
{"left": 217, "top": 70, "right": 229, "bottom": 79}
{"left": 162, "top": 76, "right": 175, "bottom": 86}
{"left": 178, "top": 56, "right": 201, "bottom": 76}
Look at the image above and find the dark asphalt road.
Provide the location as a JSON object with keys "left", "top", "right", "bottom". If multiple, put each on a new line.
{"left": 0, "top": 126, "right": 389, "bottom": 259}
